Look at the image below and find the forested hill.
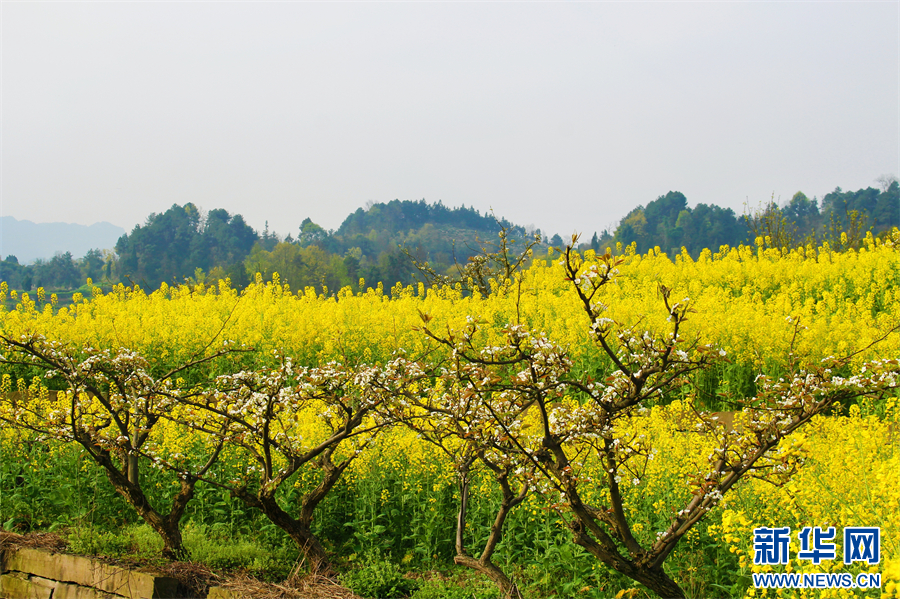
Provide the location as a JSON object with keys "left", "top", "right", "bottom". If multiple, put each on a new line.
{"left": 1, "top": 182, "right": 898, "bottom": 294}
{"left": 336, "top": 200, "right": 509, "bottom": 237}
{"left": 298, "top": 199, "right": 526, "bottom": 260}
{"left": 609, "top": 183, "right": 899, "bottom": 257}
{"left": 114, "top": 205, "right": 257, "bottom": 289}
{"left": 248, "top": 200, "right": 532, "bottom": 293}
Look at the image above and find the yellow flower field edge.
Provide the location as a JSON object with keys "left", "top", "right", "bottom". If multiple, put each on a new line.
{"left": 0, "top": 230, "right": 897, "bottom": 372}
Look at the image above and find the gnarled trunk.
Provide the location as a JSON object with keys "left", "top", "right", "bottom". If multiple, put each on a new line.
{"left": 104, "top": 465, "right": 193, "bottom": 560}
{"left": 231, "top": 452, "right": 350, "bottom": 577}
{"left": 454, "top": 555, "right": 522, "bottom": 599}
{"left": 252, "top": 493, "right": 334, "bottom": 576}
{"left": 453, "top": 463, "right": 526, "bottom": 599}
{"left": 570, "top": 521, "right": 686, "bottom": 599}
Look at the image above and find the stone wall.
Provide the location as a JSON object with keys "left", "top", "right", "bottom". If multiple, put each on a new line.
{"left": 0, "top": 546, "right": 179, "bottom": 599}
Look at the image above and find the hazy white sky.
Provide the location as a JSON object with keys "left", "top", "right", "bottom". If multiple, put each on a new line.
{"left": 2, "top": 1, "right": 898, "bottom": 240}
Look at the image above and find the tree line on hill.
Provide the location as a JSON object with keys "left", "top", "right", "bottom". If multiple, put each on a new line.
{"left": 1, "top": 179, "right": 897, "bottom": 294}
{"left": 596, "top": 179, "right": 899, "bottom": 256}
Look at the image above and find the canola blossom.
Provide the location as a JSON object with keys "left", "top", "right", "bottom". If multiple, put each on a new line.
{"left": 1, "top": 234, "right": 898, "bottom": 598}
{"left": 0, "top": 232, "right": 897, "bottom": 369}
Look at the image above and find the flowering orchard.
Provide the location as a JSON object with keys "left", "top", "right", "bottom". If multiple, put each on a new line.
{"left": 1, "top": 232, "right": 899, "bottom": 598}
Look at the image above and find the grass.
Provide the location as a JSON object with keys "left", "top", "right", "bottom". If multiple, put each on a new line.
{"left": 66, "top": 522, "right": 299, "bottom": 582}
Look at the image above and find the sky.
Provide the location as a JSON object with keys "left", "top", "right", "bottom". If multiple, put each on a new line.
{"left": 2, "top": 1, "right": 898, "bottom": 242}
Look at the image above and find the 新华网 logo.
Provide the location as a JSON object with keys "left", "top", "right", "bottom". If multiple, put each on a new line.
{"left": 751, "top": 526, "right": 882, "bottom": 590}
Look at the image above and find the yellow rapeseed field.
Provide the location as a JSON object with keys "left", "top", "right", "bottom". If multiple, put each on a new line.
{"left": 1, "top": 232, "right": 898, "bottom": 598}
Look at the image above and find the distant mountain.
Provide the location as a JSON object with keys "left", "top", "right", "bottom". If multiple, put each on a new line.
{"left": 3, "top": 181, "right": 897, "bottom": 293}
{"left": 0, "top": 216, "right": 125, "bottom": 264}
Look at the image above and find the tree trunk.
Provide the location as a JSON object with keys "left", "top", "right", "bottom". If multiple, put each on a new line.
{"left": 628, "top": 567, "right": 686, "bottom": 599}
{"left": 127, "top": 453, "right": 140, "bottom": 486}
{"left": 257, "top": 495, "right": 334, "bottom": 576}
{"left": 226, "top": 452, "right": 349, "bottom": 577}
{"left": 87, "top": 443, "right": 190, "bottom": 560}
{"left": 153, "top": 518, "right": 187, "bottom": 561}
{"left": 106, "top": 472, "right": 188, "bottom": 560}
{"left": 570, "top": 524, "right": 686, "bottom": 599}
{"left": 454, "top": 555, "right": 522, "bottom": 599}
{"left": 453, "top": 463, "right": 525, "bottom": 599}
